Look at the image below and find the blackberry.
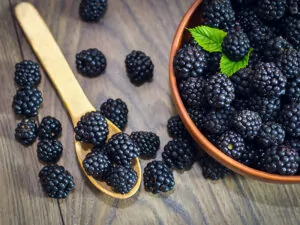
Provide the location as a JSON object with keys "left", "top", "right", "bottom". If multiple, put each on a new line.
{"left": 162, "top": 138, "right": 196, "bottom": 170}
{"left": 125, "top": 51, "right": 154, "bottom": 85}
{"left": 232, "top": 0, "right": 257, "bottom": 6}
{"left": 74, "top": 111, "right": 108, "bottom": 146}
{"left": 251, "top": 62, "right": 287, "bottom": 98}
{"left": 203, "top": 131, "right": 219, "bottom": 145}
{"left": 143, "top": 160, "right": 175, "bottom": 194}
{"left": 38, "top": 116, "right": 62, "bottom": 139}
{"left": 257, "top": 0, "right": 286, "bottom": 21}
{"left": 230, "top": 67, "right": 252, "bottom": 97}
{"left": 130, "top": 131, "right": 160, "bottom": 159}
{"left": 199, "top": 153, "right": 230, "bottom": 180}
{"left": 83, "top": 151, "right": 111, "bottom": 180}
{"left": 287, "top": 0, "right": 300, "bottom": 17}
{"left": 205, "top": 73, "right": 235, "bottom": 108}
{"left": 12, "top": 86, "right": 43, "bottom": 117}
{"left": 232, "top": 97, "right": 250, "bottom": 111}
{"left": 285, "top": 76, "right": 300, "bottom": 103}
{"left": 100, "top": 98, "right": 128, "bottom": 130}
{"left": 248, "top": 50, "right": 263, "bottom": 68}
{"left": 279, "top": 103, "right": 300, "bottom": 137}
{"left": 188, "top": 108, "right": 207, "bottom": 130}
{"left": 264, "top": 37, "right": 292, "bottom": 62}
{"left": 167, "top": 115, "right": 188, "bottom": 138}
{"left": 79, "top": 0, "right": 107, "bottom": 22}
{"left": 203, "top": 107, "right": 235, "bottom": 134}
{"left": 207, "top": 52, "right": 221, "bottom": 73}
{"left": 76, "top": 48, "right": 106, "bottom": 77}
{"left": 222, "top": 30, "right": 250, "bottom": 61}
{"left": 39, "top": 165, "right": 75, "bottom": 199}
{"left": 37, "top": 139, "right": 63, "bottom": 164}
{"left": 216, "top": 131, "right": 246, "bottom": 161}
{"left": 249, "top": 95, "right": 281, "bottom": 122}
{"left": 286, "top": 138, "right": 300, "bottom": 152}
{"left": 281, "top": 16, "right": 300, "bottom": 49}
{"left": 276, "top": 49, "right": 300, "bottom": 79}
{"left": 242, "top": 146, "right": 266, "bottom": 169}
{"left": 232, "top": 110, "right": 262, "bottom": 139}
{"left": 178, "top": 76, "right": 206, "bottom": 108}
{"left": 106, "top": 133, "right": 140, "bottom": 166}
{"left": 256, "top": 122, "right": 285, "bottom": 148}
{"left": 106, "top": 165, "right": 137, "bottom": 194}
{"left": 15, "top": 118, "right": 38, "bottom": 145}
{"left": 247, "top": 24, "right": 274, "bottom": 50}
{"left": 14, "top": 60, "right": 41, "bottom": 87}
{"left": 237, "top": 9, "right": 261, "bottom": 33}
{"left": 239, "top": 142, "right": 257, "bottom": 166}
{"left": 264, "top": 145, "right": 299, "bottom": 175}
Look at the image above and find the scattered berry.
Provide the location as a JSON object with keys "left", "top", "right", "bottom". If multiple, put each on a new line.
{"left": 256, "top": 122, "right": 285, "bottom": 148}
{"left": 14, "top": 60, "right": 41, "bottom": 87}
{"left": 83, "top": 151, "right": 111, "bottom": 180}
{"left": 37, "top": 139, "right": 63, "bottom": 164}
{"left": 38, "top": 116, "right": 62, "bottom": 139}
{"left": 15, "top": 118, "right": 38, "bottom": 145}
{"left": 79, "top": 0, "right": 107, "bottom": 22}
{"left": 167, "top": 115, "right": 188, "bottom": 138}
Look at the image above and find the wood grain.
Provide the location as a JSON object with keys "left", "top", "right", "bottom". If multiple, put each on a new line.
{"left": 1, "top": 0, "right": 300, "bottom": 224}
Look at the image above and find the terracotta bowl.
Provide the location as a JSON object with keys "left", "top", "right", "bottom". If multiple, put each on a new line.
{"left": 169, "top": 0, "right": 300, "bottom": 183}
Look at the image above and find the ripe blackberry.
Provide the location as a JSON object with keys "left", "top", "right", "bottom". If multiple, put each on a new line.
{"left": 281, "top": 16, "right": 300, "bottom": 50}
{"left": 15, "top": 118, "right": 38, "bottom": 145}
{"left": 12, "top": 86, "right": 43, "bottom": 117}
{"left": 285, "top": 76, "right": 300, "bottom": 103}
{"left": 130, "top": 131, "right": 160, "bottom": 159}
{"left": 167, "top": 115, "right": 188, "bottom": 138}
{"left": 248, "top": 50, "right": 264, "bottom": 68}
{"left": 199, "top": 153, "right": 230, "bottom": 180}
{"left": 239, "top": 142, "right": 257, "bottom": 166}
{"left": 247, "top": 24, "right": 274, "bottom": 50}
{"left": 203, "top": 107, "right": 235, "bottom": 134}
{"left": 74, "top": 111, "right": 108, "bottom": 146}
{"left": 37, "top": 139, "right": 63, "bottom": 164}
{"left": 14, "top": 60, "right": 41, "bottom": 87}
{"left": 143, "top": 160, "right": 175, "bottom": 194}
{"left": 251, "top": 62, "right": 287, "bottom": 98}
{"left": 287, "top": 0, "right": 300, "bottom": 17}
{"left": 39, "top": 165, "right": 75, "bottom": 199}
{"left": 76, "top": 48, "right": 106, "bottom": 77}
{"left": 237, "top": 9, "right": 260, "bottom": 33}
{"left": 207, "top": 52, "right": 221, "bottom": 73}
{"left": 264, "top": 37, "right": 292, "bottom": 62}
{"left": 216, "top": 131, "right": 246, "bottom": 161}
{"left": 279, "top": 103, "right": 300, "bottom": 138}
{"left": 257, "top": 0, "right": 286, "bottom": 21}
{"left": 230, "top": 67, "right": 252, "bottom": 97}
{"left": 106, "top": 133, "right": 140, "bottom": 166}
{"left": 162, "top": 138, "right": 196, "bottom": 170}
{"left": 125, "top": 51, "right": 154, "bottom": 85}
{"left": 232, "top": 97, "right": 250, "bottom": 111}
{"left": 286, "top": 138, "right": 300, "bottom": 152}
{"left": 79, "top": 0, "right": 107, "bottom": 22}
{"left": 205, "top": 73, "right": 235, "bottom": 108}
{"left": 178, "top": 76, "right": 206, "bottom": 108}
{"left": 106, "top": 165, "right": 137, "bottom": 194}
{"left": 232, "top": 110, "right": 262, "bottom": 139}
{"left": 188, "top": 108, "right": 207, "bottom": 130}
{"left": 264, "top": 145, "right": 299, "bottom": 175}
{"left": 83, "top": 151, "right": 111, "bottom": 180}
{"left": 276, "top": 49, "right": 300, "bottom": 79}
{"left": 256, "top": 122, "right": 285, "bottom": 148}
{"left": 100, "top": 98, "right": 128, "bottom": 130}
{"left": 222, "top": 30, "right": 250, "bottom": 61}
{"left": 242, "top": 146, "right": 266, "bottom": 169}
{"left": 38, "top": 116, "right": 62, "bottom": 139}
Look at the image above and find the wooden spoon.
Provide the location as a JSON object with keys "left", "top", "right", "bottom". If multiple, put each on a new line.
{"left": 15, "top": 2, "right": 141, "bottom": 199}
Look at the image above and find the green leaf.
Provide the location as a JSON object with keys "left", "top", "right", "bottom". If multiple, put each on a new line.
{"left": 220, "top": 48, "right": 253, "bottom": 77}
{"left": 188, "top": 26, "right": 227, "bottom": 53}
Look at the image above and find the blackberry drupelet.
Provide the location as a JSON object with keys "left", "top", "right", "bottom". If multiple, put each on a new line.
{"left": 264, "top": 37, "right": 292, "bottom": 62}
{"left": 203, "top": 107, "right": 235, "bottom": 134}
{"left": 251, "top": 62, "right": 286, "bottom": 98}
{"left": 230, "top": 67, "right": 252, "bottom": 97}
{"left": 279, "top": 103, "right": 300, "bottom": 137}
{"left": 188, "top": 108, "right": 208, "bottom": 130}
{"left": 106, "top": 133, "right": 140, "bottom": 166}
{"left": 205, "top": 73, "right": 235, "bottom": 108}
{"left": 79, "top": 0, "right": 107, "bottom": 22}
{"left": 143, "top": 160, "right": 175, "bottom": 194}
{"left": 287, "top": 0, "right": 300, "bottom": 17}
{"left": 106, "top": 165, "right": 137, "bottom": 194}
{"left": 232, "top": 110, "right": 262, "bottom": 139}
{"left": 83, "top": 151, "right": 111, "bottom": 180}
{"left": 216, "top": 131, "right": 246, "bottom": 161}
{"left": 15, "top": 118, "right": 38, "bottom": 145}
{"left": 173, "top": 41, "right": 208, "bottom": 80}
{"left": 257, "top": 0, "right": 286, "bottom": 21}
{"left": 74, "top": 111, "right": 108, "bottom": 146}
{"left": 162, "top": 137, "right": 196, "bottom": 170}
{"left": 276, "top": 49, "right": 300, "bottom": 79}
{"left": 38, "top": 116, "right": 62, "bottom": 139}
{"left": 76, "top": 48, "right": 106, "bottom": 77}
{"left": 37, "top": 139, "right": 63, "bottom": 164}
{"left": 285, "top": 76, "right": 300, "bottom": 103}
{"left": 12, "top": 86, "right": 43, "bottom": 117}
{"left": 264, "top": 145, "right": 299, "bottom": 175}
{"left": 178, "top": 76, "right": 206, "bottom": 108}
{"left": 207, "top": 52, "right": 222, "bottom": 73}
{"left": 222, "top": 30, "right": 250, "bottom": 61}
{"left": 281, "top": 16, "right": 300, "bottom": 50}
{"left": 100, "top": 98, "right": 128, "bottom": 130}
{"left": 167, "top": 115, "right": 188, "bottom": 138}
{"left": 14, "top": 60, "right": 41, "bottom": 87}
{"left": 256, "top": 122, "right": 285, "bottom": 148}
{"left": 39, "top": 165, "right": 75, "bottom": 199}
{"left": 125, "top": 50, "right": 154, "bottom": 85}
{"left": 130, "top": 131, "right": 160, "bottom": 159}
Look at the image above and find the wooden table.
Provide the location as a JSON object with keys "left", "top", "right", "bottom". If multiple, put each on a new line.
{"left": 0, "top": 0, "right": 299, "bottom": 224}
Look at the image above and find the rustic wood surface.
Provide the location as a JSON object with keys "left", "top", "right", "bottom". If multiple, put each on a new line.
{"left": 0, "top": 0, "right": 299, "bottom": 224}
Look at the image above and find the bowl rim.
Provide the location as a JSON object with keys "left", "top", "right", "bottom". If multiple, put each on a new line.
{"left": 168, "top": 0, "right": 300, "bottom": 183}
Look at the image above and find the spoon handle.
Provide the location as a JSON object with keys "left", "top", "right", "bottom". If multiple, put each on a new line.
{"left": 14, "top": 2, "right": 95, "bottom": 125}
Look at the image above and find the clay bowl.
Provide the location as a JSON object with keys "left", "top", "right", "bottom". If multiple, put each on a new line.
{"left": 169, "top": 0, "right": 300, "bottom": 183}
